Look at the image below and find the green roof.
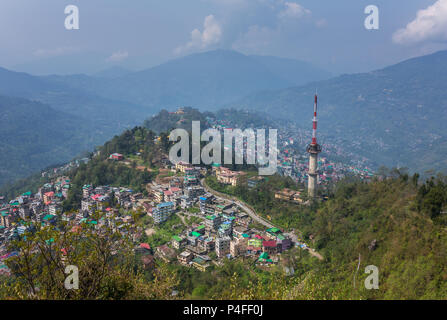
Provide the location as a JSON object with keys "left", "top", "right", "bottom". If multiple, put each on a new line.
{"left": 259, "top": 252, "right": 268, "bottom": 259}
{"left": 22, "top": 191, "right": 32, "bottom": 196}
{"left": 191, "top": 231, "right": 201, "bottom": 237}
{"left": 267, "top": 227, "right": 281, "bottom": 233}
{"left": 172, "top": 235, "right": 182, "bottom": 242}
{"left": 242, "top": 233, "right": 250, "bottom": 238}
{"left": 277, "top": 234, "right": 285, "bottom": 241}
{"left": 206, "top": 215, "right": 215, "bottom": 220}
{"left": 43, "top": 214, "right": 55, "bottom": 221}
{"left": 192, "top": 257, "right": 205, "bottom": 264}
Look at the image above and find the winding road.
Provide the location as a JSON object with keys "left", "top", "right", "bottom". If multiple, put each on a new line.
{"left": 201, "top": 178, "right": 323, "bottom": 260}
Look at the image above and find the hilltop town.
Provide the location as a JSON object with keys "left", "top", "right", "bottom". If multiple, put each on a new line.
{"left": 1, "top": 155, "right": 321, "bottom": 276}
{"left": 0, "top": 108, "right": 374, "bottom": 275}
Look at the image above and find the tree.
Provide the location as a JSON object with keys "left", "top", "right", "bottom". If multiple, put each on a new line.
{"left": 1, "top": 212, "right": 179, "bottom": 300}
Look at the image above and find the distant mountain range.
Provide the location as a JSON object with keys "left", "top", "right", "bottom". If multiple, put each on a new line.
{"left": 42, "top": 49, "right": 331, "bottom": 110}
{"left": 228, "top": 50, "right": 447, "bottom": 173}
{"left": 0, "top": 49, "right": 326, "bottom": 186}
{"left": 1, "top": 48, "right": 447, "bottom": 187}
{"left": 0, "top": 95, "right": 95, "bottom": 186}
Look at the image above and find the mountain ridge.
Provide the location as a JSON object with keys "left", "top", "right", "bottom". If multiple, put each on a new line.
{"left": 227, "top": 50, "right": 447, "bottom": 173}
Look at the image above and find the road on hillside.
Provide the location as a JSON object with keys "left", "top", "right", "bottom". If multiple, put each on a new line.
{"left": 201, "top": 178, "right": 323, "bottom": 261}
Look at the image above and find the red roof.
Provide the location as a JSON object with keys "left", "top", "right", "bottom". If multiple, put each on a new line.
{"left": 44, "top": 191, "right": 54, "bottom": 197}
{"left": 91, "top": 194, "right": 101, "bottom": 201}
{"left": 263, "top": 240, "right": 277, "bottom": 248}
{"left": 140, "top": 243, "right": 151, "bottom": 250}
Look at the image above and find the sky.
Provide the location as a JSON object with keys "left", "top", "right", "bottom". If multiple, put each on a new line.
{"left": 1, "top": 0, "right": 447, "bottom": 75}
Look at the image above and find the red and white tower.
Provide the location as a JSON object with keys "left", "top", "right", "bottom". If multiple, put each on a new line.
{"left": 306, "top": 94, "right": 322, "bottom": 198}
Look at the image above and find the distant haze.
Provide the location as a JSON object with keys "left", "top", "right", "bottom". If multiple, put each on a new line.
{"left": 0, "top": 0, "right": 446, "bottom": 75}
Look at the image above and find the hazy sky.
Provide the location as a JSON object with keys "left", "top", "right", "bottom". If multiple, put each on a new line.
{"left": 1, "top": 0, "right": 447, "bottom": 74}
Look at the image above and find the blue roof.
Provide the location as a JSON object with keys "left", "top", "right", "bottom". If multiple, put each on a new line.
{"left": 199, "top": 196, "right": 208, "bottom": 201}
{"left": 157, "top": 202, "right": 174, "bottom": 208}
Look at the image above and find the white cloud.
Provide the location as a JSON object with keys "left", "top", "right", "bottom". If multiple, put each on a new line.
{"left": 393, "top": 0, "right": 447, "bottom": 44}
{"left": 175, "top": 15, "right": 222, "bottom": 54}
{"left": 106, "top": 51, "right": 129, "bottom": 62}
{"left": 278, "top": 2, "right": 311, "bottom": 20}
{"left": 232, "top": 2, "right": 312, "bottom": 54}
{"left": 33, "top": 46, "right": 79, "bottom": 57}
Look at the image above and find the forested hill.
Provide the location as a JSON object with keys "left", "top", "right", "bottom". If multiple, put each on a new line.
{"left": 208, "top": 171, "right": 447, "bottom": 299}
{"left": 142, "top": 107, "right": 213, "bottom": 134}
{"left": 0, "top": 95, "right": 95, "bottom": 186}
{"left": 2, "top": 117, "right": 447, "bottom": 299}
{"left": 142, "top": 106, "right": 284, "bottom": 134}
{"left": 62, "top": 126, "right": 168, "bottom": 211}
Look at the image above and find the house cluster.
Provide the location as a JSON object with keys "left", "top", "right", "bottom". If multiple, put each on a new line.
{"left": 274, "top": 188, "right": 304, "bottom": 204}
{"left": 41, "top": 158, "right": 89, "bottom": 178}
{"left": 0, "top": 176, "right": 72, "bottom": 245}
{"left": 172, "top": 208, "right": 293, "bottom": 271}
{"left": 0, "top": 177, "right": 150, "bottom": 275}
{"left": 139, "top": 163, "right": 210, "bottom": 224}
{"left": 213, "top": 165, "right": 245, "bottom": 187}
{"left": 277, "top": 128, "right": 374, "bottom": 187}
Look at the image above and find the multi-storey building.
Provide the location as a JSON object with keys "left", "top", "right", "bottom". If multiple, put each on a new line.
{"left": 199, "top": 194, "right": 215, "bottom": 215}
{"left": 152, "top": 202, "right": 174, "bottom": 224}
{"left": 216, "top": 236, "right": 231, "bottom": 258}
{"left": 204, "top": 214, "right": 222, "bottom": 231}
{"left": 82, "top": 185, "right": 93, "bottom": 199}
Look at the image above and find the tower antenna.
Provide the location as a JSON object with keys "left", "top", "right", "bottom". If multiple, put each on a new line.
{"left": 306, "top": 94, "right": 322, "bottom": 198}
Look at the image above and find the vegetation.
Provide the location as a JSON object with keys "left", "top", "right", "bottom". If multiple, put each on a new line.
{"left": 229, "top": 50, "right": 447, "bottom": 174}
{"left": 205, "top": 171, "right": 447, "bottom": 299}
{"left": 0, "top": 212, "right": 179, "bottom": 300}
{"left": 63, "top": 127, "right": 164, "bottom": 210}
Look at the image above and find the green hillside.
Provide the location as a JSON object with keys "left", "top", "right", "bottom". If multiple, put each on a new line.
{"left": 0, "top": 95, "right": 96, "bottom": 186}
{"left": 229, "top": 50, "right": 447, "bottom": 173}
